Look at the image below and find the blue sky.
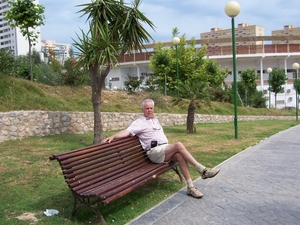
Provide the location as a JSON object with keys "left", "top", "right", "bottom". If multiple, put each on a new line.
{"left": 39, "top": 0, "right": 300, "bottom": 45}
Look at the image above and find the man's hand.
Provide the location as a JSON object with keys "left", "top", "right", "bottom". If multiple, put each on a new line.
{"left": 101, "top": 136, "right": 114, "bottom": 143}
{"left": 100, "top": 130, "right": 130, "bottom": 144}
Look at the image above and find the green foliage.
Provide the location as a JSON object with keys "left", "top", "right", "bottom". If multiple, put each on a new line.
{"left": 5, "top": 0, "right": 45, "bottom": 45}
{"left": 212, "top": 85, "right": 231, "bottom": 103}
{"left": 141, "top": 76, "right": 157, "bottom": 92}
{"left": 173, "top": 77, "right": 211, "bottom": 132}
{"left": 293, "top": 76, "right": 300, "bottom": 94}
{"left": 269, "top": 68, "right": 288, "bottom": 93}
{"left": 0, "top": 49, "right": 14, "bottom": 76}
{"left": 5, "top": 0, "right": 45, "bottom": 81}
{"left": 269, "top": 68, "right": 288, "bottom": 108}
{"left": 11, "top": 53, "right": 64, "bottom": 86}
{"left": 0, "top": 76, "right": 295, "bottom": 116}
{"left": 250, "top": 91, "right": 267, "bottom": 108}
{"left": 237, "top": 68, "right": 258, "bottom": 106}
{"left": 150, "top": 28, "right": 233, "bottom": 132}
{"left": 35, "top": 63, "right": 60, "bottom": 86}
{"left": 62, "top": 58, "right": 90, "bottom": 86}
{"left": 14, "top": 55, "right": 31, "bottom": 79}
{"left": 28, "top": 49, "right": 42, "bottom": 65}
{"left": 234, "top": 68, "right": 267, "bottom": 108}
{"left": 49, "top": 59, "right": 62, "bottom": 74}
{"left": 74, "top": 0, "right": 155, "bottom": 71}
{"left": 124, "top": 74, "right": 142, "bottom": 93}
{"left": 203, "top": 59, "right": 228, "bottom": 89}
{"left": 150, "top": 28, "right": 229, "bottom": 99}
{"left": 74, "top": 0, "right": 156, "bottom": 143}
{"left": 238, "top": 68, "right": 257, "bottom": 105}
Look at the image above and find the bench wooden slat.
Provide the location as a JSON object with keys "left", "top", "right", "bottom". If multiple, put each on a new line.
{"left": 63, "top": 145, "right": 144, "bottom": 180}
{"left": 50, "top": 136, "right": 140, "bottom": 161}
{"left": 60, "top": 142, "right": 141, "bottom": 170}
{"left": 102, "top": 161, "right": 178, "bottom": 205}
{"left": 71, "top": 157, "right": 150, "bottom": 192}
{"left": 78, "top": 161, "right": 175, "bottom": 198}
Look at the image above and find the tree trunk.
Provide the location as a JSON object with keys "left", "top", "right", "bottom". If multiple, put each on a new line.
{"left": 186, "top": 100, "right": 196, "bottom": 133}
{"left": 89, "top": 63, "right": 111, "bottom": 144}
{"left": 27, "top": 30, "right": 33, "bottom": 81}
{"left": 245, "top": 88, "right": 248, "bottom": 106}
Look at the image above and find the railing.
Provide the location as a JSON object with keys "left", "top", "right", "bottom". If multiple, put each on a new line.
{"left": 119, "top": 44, "right": 300, "bottom": 63}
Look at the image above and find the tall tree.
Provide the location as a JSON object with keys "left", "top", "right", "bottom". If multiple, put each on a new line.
{"left": 269, "top": 68, "right": 288, "bottom": 108}
{"left": 203, "top": 59, "right": 228, "bottom": 89}
{"left": 151, "top": 28, "right": 214, "bottom": 132}
{"left": 150, "top": 28, "right": 208, "bottom": 97}
{"left": 151, "top": 28, "right": 233, "bottom": 132}
{"left": 73, "top": 0, "right": 155, "bottom": 144}
{"left": 149, "top": 42, "right": 172, "bottom": 94}
{"left": 236, "top": 68, "right": 266, "bottom": 108}
{"left": 5, "top": 0, "right": 45, "bottom": 81}
{"left": 239, "top": 68, "right": 257, "bottom": 106}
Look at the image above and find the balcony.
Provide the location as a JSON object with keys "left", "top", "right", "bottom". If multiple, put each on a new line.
{"left": 119, "top": 35, "right": 300, "bottom": 63}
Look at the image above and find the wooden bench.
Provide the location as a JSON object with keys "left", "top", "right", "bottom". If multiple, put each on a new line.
{"left": 50, "top": 136, "right": 183, "bottom": 224}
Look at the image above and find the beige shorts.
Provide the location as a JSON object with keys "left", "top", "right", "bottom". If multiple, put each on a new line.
{"left": 146, "top": 144, "right": 168, "bottom": 163}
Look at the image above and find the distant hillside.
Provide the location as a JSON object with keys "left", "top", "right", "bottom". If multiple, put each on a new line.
{"left": 0, "top": 76, "right": 292, "bottom": 116}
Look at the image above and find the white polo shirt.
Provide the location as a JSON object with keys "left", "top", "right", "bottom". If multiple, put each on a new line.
{"left": 126, "top": 116, "right": 168, "bottom": 150}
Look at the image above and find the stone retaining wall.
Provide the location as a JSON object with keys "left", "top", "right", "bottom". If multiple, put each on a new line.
{"left": 0, "top": 110, "right": 294, "bottom": 143}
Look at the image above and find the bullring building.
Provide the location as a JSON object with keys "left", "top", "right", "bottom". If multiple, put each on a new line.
{"left": 107, "top": 24, "right": 300, "bottom": 109}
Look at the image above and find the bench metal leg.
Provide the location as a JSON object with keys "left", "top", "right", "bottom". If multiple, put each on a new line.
{"left": 71, "top": 193, "right": 107, "bottom": 225}
{"left": 173, "top": 166, "right": 184, "bottom": 183}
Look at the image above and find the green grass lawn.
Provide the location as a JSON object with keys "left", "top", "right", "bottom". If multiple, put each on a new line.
{"left": 0, "top": 120, "right": 298, "bottom": 225}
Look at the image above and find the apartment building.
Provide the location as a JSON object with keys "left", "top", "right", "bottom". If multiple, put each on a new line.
{"left": 200, "top": 23, "right": 264, "bottom": 47}
{"left": 272, "top": 25, "right": 300, "bottom": 44}
{"left": 41, "top": 39, "right": 70, "bottom": 65}
{"left": 0, "top": 0, "right": 41, "bottom": 56}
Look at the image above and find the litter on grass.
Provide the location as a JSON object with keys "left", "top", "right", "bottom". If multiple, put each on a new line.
{"left": 43, "top": 209, "right": 59, "bottom": 216}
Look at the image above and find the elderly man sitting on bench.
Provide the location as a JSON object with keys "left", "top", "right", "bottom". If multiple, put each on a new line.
{"left": 101, "top": 98, "right": 220, "bottom": 199}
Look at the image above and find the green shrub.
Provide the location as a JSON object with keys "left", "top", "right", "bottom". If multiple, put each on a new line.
{"left": 0, "top": 49, "right": 14, "bottom": 76}
{"left": 35, "top": 63, "right": 61, "bottom": 86}
{"left": 61, "top": 59, "right": 90, "bottom": 86}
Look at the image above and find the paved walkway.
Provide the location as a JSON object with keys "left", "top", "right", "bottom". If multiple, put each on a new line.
{"left": 127, "top": 125, "right": 300, "bottom": 225}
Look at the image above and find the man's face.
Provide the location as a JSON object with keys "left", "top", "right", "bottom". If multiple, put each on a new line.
{"left": 143, "top": 101, "right": 154, "bottom": 118}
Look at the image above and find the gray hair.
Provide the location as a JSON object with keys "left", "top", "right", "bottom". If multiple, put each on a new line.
{"left": 141, "top": 99, "right": 154, "bottom": 108}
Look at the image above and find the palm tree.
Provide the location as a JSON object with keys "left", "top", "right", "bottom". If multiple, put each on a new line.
{"left": 172, "top": 78, "right": 211, "bottom": 133}
{"left": 73, "top": 0, "right": 155, "bottom": 143}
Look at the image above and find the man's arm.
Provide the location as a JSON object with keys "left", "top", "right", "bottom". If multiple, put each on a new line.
{"left": 101, "top": 129, "right": 131, "bottom": 143}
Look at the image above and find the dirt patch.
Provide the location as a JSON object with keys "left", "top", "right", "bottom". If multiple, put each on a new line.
{"left": 17, "top": 212, "right": 39, "bottom": 224}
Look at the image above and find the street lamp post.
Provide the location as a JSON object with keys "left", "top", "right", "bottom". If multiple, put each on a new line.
{"left": 267, "top": 67, "right": 272, "bottom": 109}
{"left": 172, "top": 37, "right": 180, "bottom": 96}
{"left": 225, "top": 1, "right": 241, "bottom": 139}
{"left": 292, "top": 63, "right": 299, "bottom": 121}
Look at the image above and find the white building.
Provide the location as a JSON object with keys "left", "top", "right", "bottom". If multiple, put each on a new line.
{"left": 0, "top": 0, "right": 41, "bottom": 56}
{"left": 41, "top": 39, "right": 71, "bottom": 65}
{"left": 107, "top": 35, "right": 300, "bottom": 109}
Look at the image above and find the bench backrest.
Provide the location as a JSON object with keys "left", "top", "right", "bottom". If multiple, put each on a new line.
{"left": 50, "top": 136, "right": 145, "bottom": 188}
{"left": 50, "top": 136, "right": 179, "bottom": 205}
